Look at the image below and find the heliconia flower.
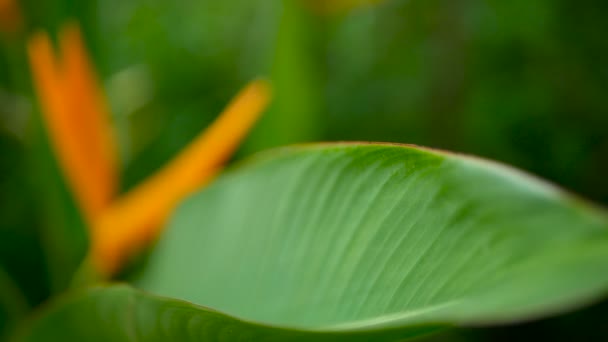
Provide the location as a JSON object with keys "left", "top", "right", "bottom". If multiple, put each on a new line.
{"left": 0, "top": 0, "right": 22, "bottom": 34}
{"left": 26, "top": 22, "right": 271, "bottom": 277}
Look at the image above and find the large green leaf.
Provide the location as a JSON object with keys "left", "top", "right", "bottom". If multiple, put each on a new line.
{"left": 16, "top": 144, "right": 608, "bottom": 341}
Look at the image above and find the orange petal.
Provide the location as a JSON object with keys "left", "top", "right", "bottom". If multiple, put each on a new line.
{"left": 28, "top": 31, "right": 94, "bottom": 220}
{"left": 59, "top": 22, "right": 118, "bottom": 218}
{"left": 27, "top": 25, "right": 118, "bottom": 224}
{"left": 92, "top": 79, "right": 271, "bottom": 276}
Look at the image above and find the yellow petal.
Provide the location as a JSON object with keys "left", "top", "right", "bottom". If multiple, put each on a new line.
{"left": 92, "top": 79, "right": 271, "bottom": 276}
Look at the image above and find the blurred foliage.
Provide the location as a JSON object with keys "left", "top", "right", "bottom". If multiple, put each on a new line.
{"left": 0, "top": 0, "right": 607, "bottom": 340}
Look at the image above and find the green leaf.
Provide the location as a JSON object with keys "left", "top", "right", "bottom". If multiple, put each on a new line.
{"left": 29, "top": 113, "right": 89, "bottom": 292}
{"left": 17, "top": 144, "right": 608, "bottom": 341}
{"left": 0, "top": 267, "right": 28, "bottom": 340}
{"left": 244, "top": 0, "right": 324, "bottom": 153}
{"left": 12, "top": 285, "right": 439, "bottom": 341}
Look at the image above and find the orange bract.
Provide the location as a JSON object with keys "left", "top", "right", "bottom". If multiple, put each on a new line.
{"left": 27, "top": 22, "right": 271, "bottom": 277}
{"left": 27, "top": 25, "right": 117, "bottom": 223}
{"left": 60, "top": 23, "right": 119, "bottom": 219}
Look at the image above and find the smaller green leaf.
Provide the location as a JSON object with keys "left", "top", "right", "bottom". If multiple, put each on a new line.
{"left": 12, "top": 285, "right": 439, "bottom": 342}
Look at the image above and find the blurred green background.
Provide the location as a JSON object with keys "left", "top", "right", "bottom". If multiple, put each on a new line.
{"left": 0, "top": 0, "right": 607, "bottom": 340}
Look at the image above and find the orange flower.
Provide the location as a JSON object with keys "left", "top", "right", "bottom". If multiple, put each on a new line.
{"left": 27, "top": 22, "right": 271, "bottom": 276}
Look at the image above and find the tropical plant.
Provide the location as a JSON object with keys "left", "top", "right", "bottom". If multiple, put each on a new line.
{"left": 1, "top": 1, "right": 608, "bottom": 341}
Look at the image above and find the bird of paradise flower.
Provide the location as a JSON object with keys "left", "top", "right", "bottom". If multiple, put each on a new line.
{"left": 26, "top": 22, "right": 271, "bottom": 278}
